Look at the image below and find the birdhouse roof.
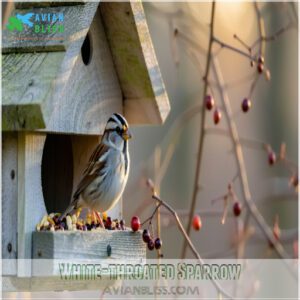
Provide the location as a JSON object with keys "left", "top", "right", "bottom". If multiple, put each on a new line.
{"left": 2, "top": 1, "right": 170, "bottom": 134}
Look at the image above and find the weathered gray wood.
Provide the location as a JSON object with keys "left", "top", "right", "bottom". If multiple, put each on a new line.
{"left": 3, "top": 2, "right": 99, "bottom": 53}
{"left": 3, "top": 275, "right": 117, "bottom": 292}
{"left": 32, "top": 231, "right": 146, "bottom": 268}
{"left": 15, "top": 1, "right": 86, "bottom": 9}
{"left": 101, "top": 2, "right": 170, "bottom": 125}
{"left": 18, "top": 132, "right": 48, "bottom": 277}
{"left": 45, "top": 8, "right": 123, "bottom": 134}
{"left": 2, "top": 133, "right": 18, "bottom": 275}
{"left": 3, "top": 4, "right": 122, "bottom": 134}
{"left": 2, "top": 52, "right": 64, "bottom": 131}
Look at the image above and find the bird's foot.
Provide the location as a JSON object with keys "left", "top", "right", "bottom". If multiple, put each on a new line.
{"left": 75, "top": 207, "right": 82, "bottom": 218}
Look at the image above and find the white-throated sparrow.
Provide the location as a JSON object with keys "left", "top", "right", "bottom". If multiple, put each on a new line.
{"left": 62, "top": 113, "right": 131, "bottom": 224}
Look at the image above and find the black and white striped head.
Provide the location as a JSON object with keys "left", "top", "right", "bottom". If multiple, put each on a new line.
{"left": 104, "top": 113, "right": 132, "bottom": 143}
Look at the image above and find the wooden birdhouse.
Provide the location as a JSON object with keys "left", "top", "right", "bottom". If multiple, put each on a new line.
{"left": 2, "top": 1, "right": 170, "bottom": 287}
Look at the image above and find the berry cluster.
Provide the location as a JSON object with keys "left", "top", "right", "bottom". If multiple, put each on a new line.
{"left": 36, "top": 212, "right": 126, "bottom": 232}
{"left": 142, "top": 229, "right": 162, "bottom": 251}
{"left": 257, "top": 55, "right": 264, "bottom": 73}
{"left": 131, "top": 216, "right": 162, "bottom": 252}
{"left": 205, "top": 95, "right": 222, "bottom": 125}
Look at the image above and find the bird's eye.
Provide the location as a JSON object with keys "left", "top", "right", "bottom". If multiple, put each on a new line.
{"left": 116, "top": 127, "right": 121, "bottom": 134}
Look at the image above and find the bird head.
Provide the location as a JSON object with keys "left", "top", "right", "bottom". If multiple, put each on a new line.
{"left": 104, "top": 113, "right": 132, "bottom": 143}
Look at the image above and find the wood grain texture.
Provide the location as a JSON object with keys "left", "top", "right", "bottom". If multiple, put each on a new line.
{"left": 3, "top": 275, "right": 117, "bottom": 292}
{"left": 3, "top": 3, "right": 99, "bottom": 53}
{"left": 32, "top": 230, "right": 146, "bottom": 261}
{"left": 100, "top": 2, "right": 170, "bottom": 125}
{"left": 18, "top": 132, "right": 48, "bottom": 277}
{"left": 2, "top": 133, "right": 18, "bottom": 276}
{"left": 2, "top": 52, "right": 64, "bottom": 130}
{"left": 15, "top": 1, "right": 86, "bottom": 9}
{"left": 3, "top": 3, "right": 122, "bottom": 134}
{"left": 45, "top": 8, "right": 123, "bottom": 134}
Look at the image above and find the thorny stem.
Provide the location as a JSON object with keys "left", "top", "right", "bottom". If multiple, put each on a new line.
{"left": 251, "top": 22, "right": 295, "bottom": 49}
{"left": 211, "top": 58, "right": 297, "bottom": 278}
{"left": 141, "top": 203, "right": 161, "bottom": 226}
{"left": 213, "top": 37, "right": 255, "bottom": 61}
{"left": 152, "top": 194, "right": 233, "bottom": 299}
{"left": 181, "top": 1, "right": 216, "bottom": 259}
{"left": 243, "top": 1, "right": 266, "bottom": 233}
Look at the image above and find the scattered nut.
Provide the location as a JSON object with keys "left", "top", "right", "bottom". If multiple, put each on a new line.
{"left": 36, "top": 212, "right": 127, "bottom": 232}
{"left": 66, "top": 215, "right": 72, "bottom": 230}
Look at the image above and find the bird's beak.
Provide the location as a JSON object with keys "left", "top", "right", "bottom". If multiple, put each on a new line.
{"left": 122, "top": 129, "right": 132, "bottom": 141}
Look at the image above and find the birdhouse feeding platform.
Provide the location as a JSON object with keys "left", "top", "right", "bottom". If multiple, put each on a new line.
{"left": 2, "top": 1, "right": 170, "bottom": 291}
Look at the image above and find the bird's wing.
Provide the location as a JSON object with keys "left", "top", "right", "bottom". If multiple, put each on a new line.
{"left": 72, "top": 143, "right": 109, "bottom": 201}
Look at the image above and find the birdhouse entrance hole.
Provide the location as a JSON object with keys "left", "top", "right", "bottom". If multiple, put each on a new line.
{"left": 81, "top": 32, "right": 92, "bottom": 66}
{"left": 41, "top": 134, "right": 74, "bottom": 214}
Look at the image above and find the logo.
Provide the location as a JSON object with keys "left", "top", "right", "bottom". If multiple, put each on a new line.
{"left": 6, "top": 12, "right": 64, "bottom": 34}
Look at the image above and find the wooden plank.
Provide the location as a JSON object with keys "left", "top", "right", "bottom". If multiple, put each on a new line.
{"left": 3, "top": 275, "right": 117, "bottom": 292}
{"left": 45, "top": 8, "right": 123, "bottom": 134}
{"left": 100, "top": 2, "right": 170, "bottom": 125}
{"left": 18, "top": 133, "right": 48, "bottom": 277}
{"left": 15, "top": 1, "right": 86, "bottom": 9}
{"left": 3, "top": 2, "right": 99, "bottom": 53}
{"left": 2, "top": 52, "right": 64, "bottom": 131}
{"left": 32, "top": 230, "right": 145, "bottom": 260}
{"left": 2, "top": 133, "right": 18, "bottom": 276}
{"left": 3, "top": 5, "right": 122, "bottom": 134}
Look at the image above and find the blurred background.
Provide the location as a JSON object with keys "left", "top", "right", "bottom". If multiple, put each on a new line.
{"left": 123, "top": 2, "right": 298, "bottom": 259}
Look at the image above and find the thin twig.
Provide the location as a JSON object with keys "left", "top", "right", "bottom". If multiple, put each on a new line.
{"left": 181, "top": 1, "right": 216, "bottom": 259}
{"left": 251, "top": 22, "right": 295, "bottom": 49}
{"left": 213, "top": 37, "right": 255, "bottom": 61}
{"left": 243, "top": 2, "right": 266, "bottom": 233}
{"left": 152, "top": 194, "right": 232, "bottom": 299}
{"left": 211, "top": 57, "right": 295, "bottom": 265}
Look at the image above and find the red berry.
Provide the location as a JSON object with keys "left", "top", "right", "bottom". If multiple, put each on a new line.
{"left": 233, "top": 202, "right": 242, "bottom": 217}
{"left": 257, "top": 62, "right": 264, "bottom": 74}
{"left": 258, "top": 55, "right": 264, "bottom": 64}
{"left": 192, "top": 215, "right": 202, "bottom": 231}
{"left": 241, "top": 98, "right": 251, "bottom": 113}
{"left": 147, "top": 239, "right": 155, "bottom": 251}
{"left": 213, "top": 109, "right": 221, "bottom": 125}
{"left": 268, "top": 152, "right": 276, "bottom": 165}
{"left": 205, "top": 95, "right": 215, "bottom": 111}
{"left": 142, "top": 229, "right": 151, "bottom": 243}
{"left": 154, "top": 238, "right": 162, "bottom": 250}
{"left": 131, "top": 216, "right": 140, "bottom": 232}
